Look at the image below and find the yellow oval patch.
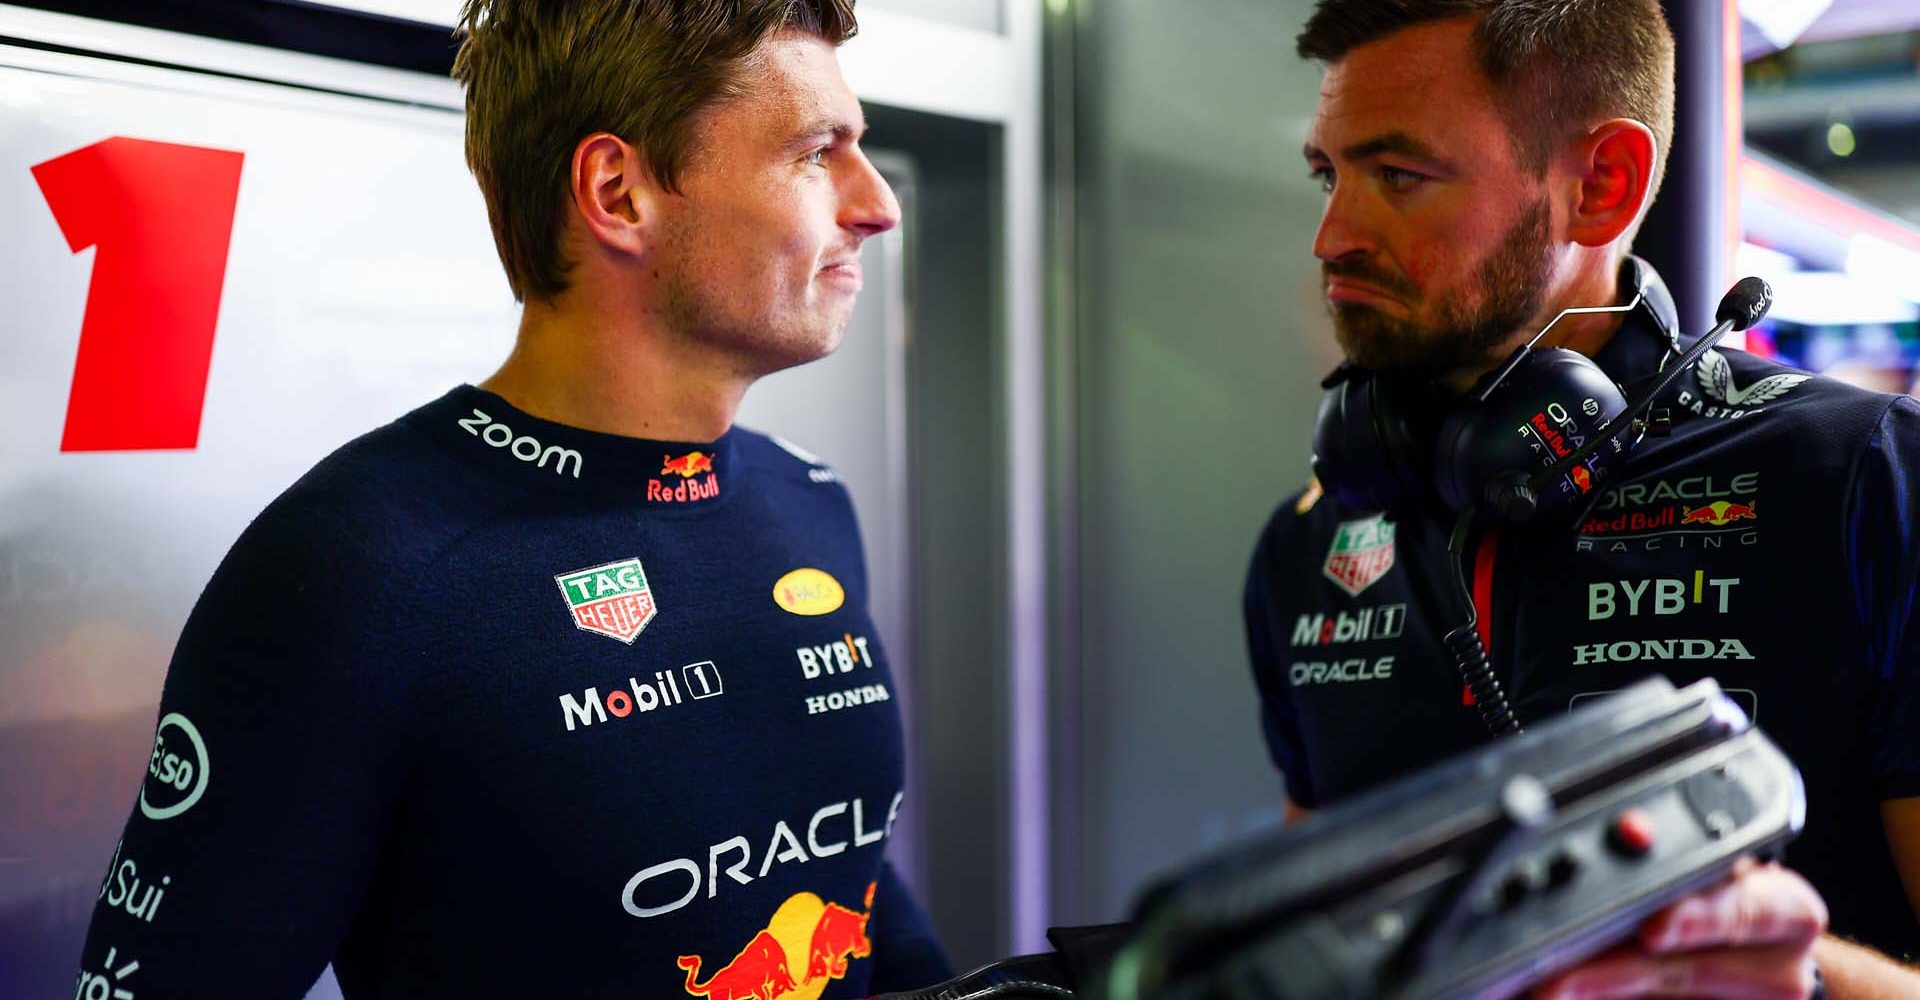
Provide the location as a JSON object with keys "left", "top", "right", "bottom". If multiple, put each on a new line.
{"left": 773, "top": 568, "right": 845, "bottom": 616}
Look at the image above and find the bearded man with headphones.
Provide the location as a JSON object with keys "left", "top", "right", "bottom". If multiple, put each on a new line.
{"left": 1243, "top": 3, "right": 1920, "bottom": 998}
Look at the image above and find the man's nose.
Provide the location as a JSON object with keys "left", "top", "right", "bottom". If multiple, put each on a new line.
{"left": 1312, "top": 184, "right": 1376, "bottom": 263}
{"left": 842, "top": 149, "right": 902, "bottom": 238}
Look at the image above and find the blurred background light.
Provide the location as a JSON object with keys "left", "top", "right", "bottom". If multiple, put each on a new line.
{"left": 1826, "top": 119, "right": 1857, "bottom": 155}
{"left": 1743, "top": 0, "right": 1836, "bottom": 50}
{"left": 1844, "top": 232, "right": 1920, "bottom": 302}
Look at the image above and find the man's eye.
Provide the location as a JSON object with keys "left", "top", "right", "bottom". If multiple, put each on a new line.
{"left": 1309, "top": 166, "right": 1334, "bottom": 193}
{"left": 805, "top": 146, "right": 830, "bottom": 166}
{"left": 1379, "top": 166, "right": 1424, "bottom": 192}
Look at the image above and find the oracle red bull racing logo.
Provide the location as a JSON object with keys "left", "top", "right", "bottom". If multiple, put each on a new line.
{"left": 678, "top": 882, "right": 876, "bottom": 1000}
{"left": 1577, "top": 473, "right": 1761, "bottom": 553}
{"left": 651, "top": 451, "right": 720, "bottom": 503}
{"left": 555, "top": 558, "right": 658, "bottom": 643}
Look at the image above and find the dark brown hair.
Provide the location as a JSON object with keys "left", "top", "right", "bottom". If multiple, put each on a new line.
{"left": 453, "top": 0, "right": 859, "bottom": 302}
{"left": 1298, "top": 0, "right": 1674, "bottom": 195}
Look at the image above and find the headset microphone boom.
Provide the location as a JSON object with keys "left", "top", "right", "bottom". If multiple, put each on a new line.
{"left": 1485, "top": 277, "right": 1774, "bottom": 523}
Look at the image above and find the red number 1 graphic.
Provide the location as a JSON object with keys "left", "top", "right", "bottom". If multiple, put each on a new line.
{"left": 32, "top": 137, "right": 245, "bottom": 452}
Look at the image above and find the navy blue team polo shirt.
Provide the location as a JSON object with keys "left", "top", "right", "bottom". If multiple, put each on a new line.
{"left": 77, "top": 385, "right": 952, "bottom": 998}
{"left": 1245, "top": 259, "right": 1920, "bottom": 959}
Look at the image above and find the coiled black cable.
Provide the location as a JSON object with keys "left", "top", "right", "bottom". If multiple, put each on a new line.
{"left": 1446, "top": 506, "right": 1522, "bottom": 737}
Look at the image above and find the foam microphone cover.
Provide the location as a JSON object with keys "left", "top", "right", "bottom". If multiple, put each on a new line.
{"left": 1716, "top": 277, "right": 1773, "bottom": 331}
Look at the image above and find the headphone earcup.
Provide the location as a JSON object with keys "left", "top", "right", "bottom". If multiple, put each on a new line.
{"left": 1312, "top": 370, "right": 1429, "bottom": 515}
{"left": 1433, "top": 348, "right": 1633, "bottom": 523}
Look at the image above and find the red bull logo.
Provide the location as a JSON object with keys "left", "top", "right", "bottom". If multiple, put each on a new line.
{"left": 680, "top": 930, "right": 797, "bottom": 1000}
{"left": 663, "top": 451, "right": 716, "bottom": 478}
{"left": 679, "top": 883, "right": 876, "bottom": 1000}
{"left": 1680, "top": 500, "right": 1757, "bottom": 527}
{"left": 651, "top": 453, "right": 720, "bottom": 503}
{"left": 648, "top": 472, "right": 720, "bottom": 503}
{"left": 807, "top": 883, "right": 876, "bottom": 981}
{"left": 1579, "top": 505, "right": 1679, "bottom": 535}
{"left": 1529, "top": 412, "right": 1571, "bottom": 458}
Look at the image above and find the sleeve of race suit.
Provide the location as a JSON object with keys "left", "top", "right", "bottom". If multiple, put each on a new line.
{"left": 824, "top": 474, "right": 952, "bottom": 992}
{"left": 1243, "top": 509, "right": 1318, "bottom": 810}
{"left": 74, "top": 489, "right": 422, "bottom": 999}
{"left": 1847, "top": 395, "right": 1920, "bottom": 799}
{"left": 863, "top": 859, "right": 954, "bottom": 992}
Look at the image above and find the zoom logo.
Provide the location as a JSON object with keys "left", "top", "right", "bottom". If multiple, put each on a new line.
{"left": 140, "top": 713, "right": 208, "bottom": 821}
{"left": 457, "top": 408, "right": 584, "bottom": 478}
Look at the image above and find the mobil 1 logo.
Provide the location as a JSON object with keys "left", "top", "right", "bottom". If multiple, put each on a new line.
{"left": 1291, "top": 603, "right": 1406, "bottom": 648}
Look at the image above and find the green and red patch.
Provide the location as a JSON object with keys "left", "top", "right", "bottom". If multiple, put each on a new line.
{"left": 555, "top": 557, "right": 657, "bottom": 643}
{"left": 1323, "top": 515, "right": 1396, "bottom": 597}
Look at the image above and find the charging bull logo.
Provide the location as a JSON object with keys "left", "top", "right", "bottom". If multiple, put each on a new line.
{"left": 679, "top": 883, "right": 875, "bottom": 1000}
{"left": 807, "top": 886, "right": 875, "bottom": 981}
{"left": 662, "top": 452, "right": 715, "bottom": 478}
{"left": 652, "top": 452, "right": 721, "bottom": 502}
{"left": 1681, "top": 500, "right": 1757, "bottom": 527}
{"left": 680, "top": 930, "right": 795, "bottom": 1000}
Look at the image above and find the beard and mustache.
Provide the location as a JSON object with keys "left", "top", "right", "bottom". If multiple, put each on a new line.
{"left": 1326, "top": 196, "right": 1555, "bottom": 376}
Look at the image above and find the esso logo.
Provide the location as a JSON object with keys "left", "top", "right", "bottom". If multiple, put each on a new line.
{"left": 140, "top": 713, "right": 210, "bottom": 821}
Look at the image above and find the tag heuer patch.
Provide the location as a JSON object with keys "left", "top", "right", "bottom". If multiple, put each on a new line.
{"left": 1324, "top": 515, "right": 1396, "bottom": 597}
{"left": 555, "top": 558, "right": 657, "bottom": 643}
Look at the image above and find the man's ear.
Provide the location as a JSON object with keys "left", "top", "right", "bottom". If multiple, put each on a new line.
{"left": 1564, "top": 118, "right": 1657, "bottom": 249}
{"left": 570, "top": 132, "right": 659, "bottom": 258}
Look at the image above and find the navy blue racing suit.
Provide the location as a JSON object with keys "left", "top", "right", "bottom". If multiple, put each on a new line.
{"left": 1245, "top": 259, "right": 1920, "bottom": 959}
{"left": 76, "top": 386, "right": 952, "bottom": 998}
